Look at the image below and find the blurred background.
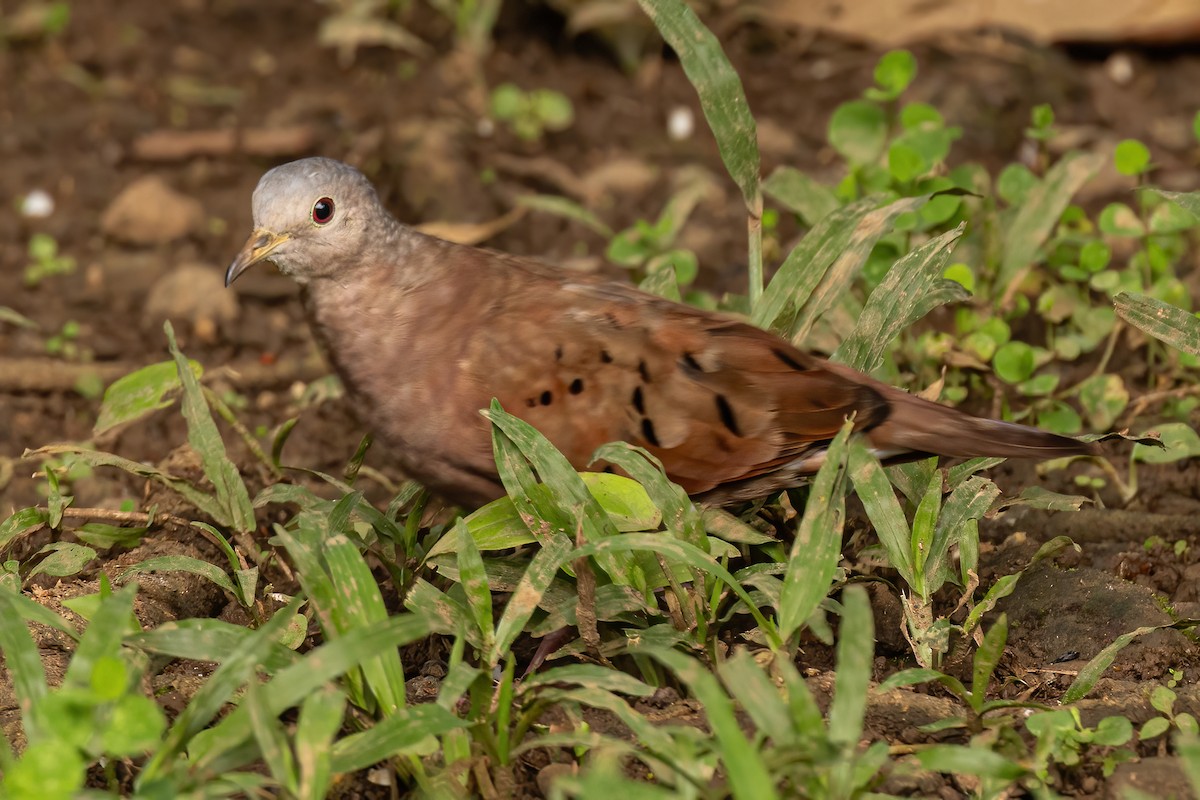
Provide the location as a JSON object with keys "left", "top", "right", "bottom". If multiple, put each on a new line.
{"left": 2, "top": 0, "right": 1199, "bottom": 509}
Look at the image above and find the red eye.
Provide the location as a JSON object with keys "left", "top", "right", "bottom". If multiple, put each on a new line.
{"left": 312, "top": 197, "right": 335, "bottom": 224}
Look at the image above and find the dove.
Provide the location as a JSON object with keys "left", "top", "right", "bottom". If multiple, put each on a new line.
{"left": 226, "top": 157, "right": 1092, "bottom": 507}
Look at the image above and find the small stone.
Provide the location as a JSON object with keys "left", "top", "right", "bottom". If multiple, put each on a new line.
{"left": 20, "top": 189, "right": 54, "bottom": 218}
{"left": 667, "top": 105, "right": 694, "bottom": 141}
{"left": 101, "top": 175, "right": 205, "bottom": 246}
{"left": 144, "top": 263, "right": 238, "bottom": 343}
{"left": 1105, "top": 52, "right": 1135, "bottom": 86}
{"left": 536, "top": 764, "right": 577, "bottom": 796}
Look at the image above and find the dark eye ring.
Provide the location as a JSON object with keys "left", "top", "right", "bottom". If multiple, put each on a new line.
{"left": 312, "top": 197, "right": 335, "bottom": 225}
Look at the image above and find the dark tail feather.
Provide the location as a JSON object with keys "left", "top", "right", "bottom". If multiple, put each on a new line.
{"left": 868, "top": 389, "right": 1095, "bottom": 460}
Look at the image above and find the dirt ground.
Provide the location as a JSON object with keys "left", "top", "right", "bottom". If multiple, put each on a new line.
{"left": 1, "top": 0, "right": 1199, "bottom": 795}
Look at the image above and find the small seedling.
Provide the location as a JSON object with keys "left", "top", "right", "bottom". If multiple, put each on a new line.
{"left": 24, "top": 232, "right": 76, "bottom": 286}
{"left": 45, "top": 320, "right": 89, "bottom": 361}
{"left": 489, "top": 83, "right": 574, "bottom": 141}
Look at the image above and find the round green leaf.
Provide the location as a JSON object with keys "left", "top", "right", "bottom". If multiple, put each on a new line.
{"left": 963, "top": 331, "right": 998, "bottom": 362}
{"left": 1079, "top": 240, "right": 1111, "bottom": 272}
{"left": 1058, "top": 265, "right": 1088, "bottom": 282}
{"left": 1133, "top": 422, "right": 1200, "bottom": 464}
{"left": 1150, "top": 685, "right": 1176, "bottom": 714}
{"left": 979, "top": 317, "right": 1012, "bottom": 346}
{"left": 1113, "top": 139, "right": 1151, "bottom": 176}
{"left": 871, "top": 49, "right": 917, "bottom": 99}
{"left": 2, "top": 741, "right": 85, "bottom": 800}
{"left": 531, "top": 89, "right": 574, "bottom": 131}
{"left": 489, "top": 83, "right": 523, "bottom": 120}
{"left": 920, "top": 193, "right": 961, "bottom": 226}
{"left": 1077, "top": 373, "right": 1129, "bottom": 430}
{"left": 996, "top": 164, "right": 1037, "bottom": 205}
{"left": 1098, "top": 202, "right": 1145, "bottom": 237}
{"left": 1093, "top": 715, "right": 1133, "bottom": 746}
{"left": 102, "top": 694, "right": 167, "bottom": 756}
{"left": 1088, "top": 271, "right": 1120, "bottom": 293}
{"left": 1149, "top": 199, "right": 1199, "bottom": 234}
{"left": 828, "top": 100, "right": 887, "bottom": 164}
{"left": 943, "top": 263, "right": 974, "bottom": 293}
{"left": 887, "top": 141, "right": 927, "bottom": 183}
{"left": 90, "top": 656, "right": 128, "bottom": 701}
{"left": 900, "top": 102, "right": 943, "bottom": 129}
{"left": 1018, "top": 373, "right": 1059, "bottom": 397}
{"left": 28, "top": 232, "right": 59, "bottom": 260}
{"left": 992, "top": 341, "right": 1035, "bottom": 383}
{"left": 1038, "top": 401, "right": 1082, "bottom": 434}
{"left": 1054, "top": 335, "right": 1083, "bottom": 361}
{"left": 1139, "top": 717, "right": 1171, "bottom": 741}
{"left": 1030, "top": 103, "right": 1055, "bottom": 132}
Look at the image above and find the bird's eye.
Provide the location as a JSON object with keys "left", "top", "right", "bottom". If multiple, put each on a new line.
{"left": 312, "top": 197, "right": 335, "bottom": 225}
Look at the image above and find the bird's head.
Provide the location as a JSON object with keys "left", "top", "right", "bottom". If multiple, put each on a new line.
{"left": 226, "top": 157, "right": 386, "bottom": 287}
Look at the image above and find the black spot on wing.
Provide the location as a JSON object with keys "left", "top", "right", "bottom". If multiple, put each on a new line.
{"left": 638, "top": 359, "right": 650, "bottom": 382}
{"left": 680, "top": 352, "right": 702, "bottom": 373}
{"left": 540, "top": 390, "right": 553, "bottom": 406}
{"left": 714, "top": 393, "right": 741, "bottom": 436}
{"left": 632, "top": 386, "right": 645, "bottom": 415}
{"left": 773, "top": 348, "right": 811, "bottom": 372}
{"left": 641, "top": 418, "right": 661, "bottom": 447}
{"left": 854, "top": 386, "right": 891, "bottom": 430}
{"left": 569, "top": 378, "right": 584, "bottom": 394}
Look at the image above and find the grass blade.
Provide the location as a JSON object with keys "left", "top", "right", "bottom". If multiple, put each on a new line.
{"left": 295, "top": 686, "right": 345, "bottom": 800}
{"left": 191, "top": 614, "right": 432, "bottom": 776}
{"left": 491, "top": 532, "right": 573, "bottom": 662}
{"left": 119, "top": 556, "right": 236, "bottom": 594}
{"left": 27, "top": 445, "right": 231, "bottom": 525}
{"left": 828, "top": 585, "right": 874, "bottom": 747}
{"left": 1062, "top": 625, "right": 1167, "bottom": 703}
{"left": 835, "top": 223, "right": 967, "bottom": 372}
{"left": 130, "top": 619, "right": 298, "bottom": 672}
{"left": 634, "top": 0, "right": 758, "bottom": 211}
{"left": 323, "top": 533, "right": 408, "bottom": 714}
{"left": 93, "top": 359, "right": 199, "bottom": 436}
{"left": 330, "top": 705, "right": 467, "bottom": 773}
{"left": 0, "top": 590, "right": 49, "bottom": 741}
{"left": 1148, "top": 188, "right": 1200, "bottom": 220}
{"left": 1114, "top": 291, "right": 1200, "bottom": 356}
{"left": 639, "top": 646, "right": 778, "bottom": 800}
{"left": 848, "top": 440, "right": 913, "bottom": 585}
{"left": 750, "top": 196, "right": 877, "bottom": 334}
{"left": 570, "top": 533, "right": 778, "bottom": 646}
{"left": 997, "top": 152, "right": 1103, "bottom": 304}
{"left": 246, "top": 678, "right": 298, "bottom": 795}
{"left": 778, "top": 418, "right": 853, "bottom": 642}
{"left": 164, "top": 321, "right": 255, "bottom": 533}
{"left": 455, "top": 518, "right": 495, "bottom": 655}
{"left": 763, "top": 165, "right": 840, "bottom": 226}
{"left": 486, "top": 402, "right": 637, "bottom": 588}
{"left": 970, "top": 614, "right": 1007, "bottom": 708}
{"left": 788, "top": 195, "right": 931, "bottom": 345}
{"left": 717, "top": 650, "right": 794, "bottom": 746}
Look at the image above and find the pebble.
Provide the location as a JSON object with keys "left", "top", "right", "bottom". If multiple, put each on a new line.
{"left": 144, "top": 263, "right": 238, "bottom": 343}
{"left": 101, "top": 175, "right": 205, "bottom": 246}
